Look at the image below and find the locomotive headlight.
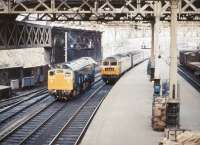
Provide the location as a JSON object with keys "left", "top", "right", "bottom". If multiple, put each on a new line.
{"left": 64, "top": 70, "right": 74, "bottom": 80}
{"left": 49, "top": 71, "right": 55, "bottom": 76}
{"left": 64, "top": 72, "right": 71, "bottom": 79}
{"left": 49, "top": 71, "right": 55, "bottom": 80}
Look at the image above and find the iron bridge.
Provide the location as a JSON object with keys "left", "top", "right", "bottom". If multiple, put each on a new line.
{"left": 0, "top": 21, "right": 51, "bottom": 49}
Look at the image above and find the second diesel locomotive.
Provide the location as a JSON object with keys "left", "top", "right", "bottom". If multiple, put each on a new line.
{"left": 101, "top": 51, "right": 144, "bottom": 84}
{"left": 48, "top": 57, "right": 96, "bottom": 100}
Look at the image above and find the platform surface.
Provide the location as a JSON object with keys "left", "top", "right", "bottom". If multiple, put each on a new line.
{"left": 80, "top": 61, "right": 163, "bottom": 145}
{"left": 178, "top": 70, "right": 200, "bottom": 130}
{"left": 159, "top": 59, "right": 200, "bottom": 130}
{"left": 80, "top": 60, "right": 200, "bottom": 145}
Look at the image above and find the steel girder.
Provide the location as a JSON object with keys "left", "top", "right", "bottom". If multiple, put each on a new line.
{"left": 0, "top": 0, "right": 200, "bottom": 21}
{"left": 0, "top": 21, "right": 51, "bottom": 49}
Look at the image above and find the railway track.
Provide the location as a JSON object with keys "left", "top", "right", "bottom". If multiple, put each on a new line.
{"left": 0, "top": 100, "right": 62, "bottom": 145}
{"left": 164, "top": 59, "right": 200, "bottom": 91}
{"left": 0, "top": 76, "right": 108, "bottom": 145}
{"left": 0, "top": 90, "right": 49, "bottom": 122}
{"left": 0, "top": 93, "right": 54, "bottom": 139}
{"left": 0, "top": 88, "right": 47, "bottom": 111}
{"left": 22, "top": 81, "right": 106, "bottom": 145}
{"left": 48, "top": 85, "right": 111, "bottom": 145}
{"left": 0, "top": 73, "right": 100, "bottom": 111}
{"left": 178, "top": 66, "right": 200, "bottom": 91}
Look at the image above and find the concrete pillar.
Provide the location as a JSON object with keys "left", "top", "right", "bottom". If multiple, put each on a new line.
{"left": 169, "top": 0, "right": 178, "bottom": 99}
{"left": 165, "top": 1, "right": 180, "bottom": 129}
{"left": 154, "top": 2, "right": 161, "bottom": 79}
{"left": 151, "top": 1, "right": 161, "bottom": 81}
{"left": 149, "top": 21, "right": 155, "bottom": 81}
{"left": 150, "top": 21, "right": 155, "bottom": 68}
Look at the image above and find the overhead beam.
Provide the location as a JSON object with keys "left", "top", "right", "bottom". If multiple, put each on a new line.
{"left": 0, "top": 0, "right": 199, "bottom": 21}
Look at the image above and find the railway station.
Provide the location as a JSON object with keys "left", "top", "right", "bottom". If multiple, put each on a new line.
{"left": 0, "top": 0, "right": 200, "bottom": 145}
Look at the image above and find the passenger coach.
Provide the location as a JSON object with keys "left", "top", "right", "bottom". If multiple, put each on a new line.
{"left": 101, "top": 51, "right": 144, "bottom": 84}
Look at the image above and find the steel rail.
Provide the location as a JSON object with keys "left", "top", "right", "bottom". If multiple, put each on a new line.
{"left": 0, "top": 76, "right": 101, "bottom": 144}
{"left": 0, "top": 93, "right": 49, "bottom": 125}
{"left": 0, "top": 98, "right": 56, "bottom": 142}
{"left": 0, "top": 87, "right": 46, "bottom": 104}
{"left": 0, "top": 76, "right": 103, "bottom": 145}
{"left": 18, "top": 102, "right": 67, "bottom": 145}
{"left": 74, "top": 86, "right": 110, "bottom": 145}
{"left": 178, "top": 66, "right": 200, "bottom": 91}
{"left": 48, "top": 84, "right": 105, "bottom": 145}
{"left": 22, "top": 79, "right": 104, "bottom": 145}
{"left": 0, "top": 73, "right": 100, "bottom": 111}
{"left": 164, "top": 59, "right": 200, "bottom": 91}
{"left": 0, "top": 90, "right": 48, "bottom": 114}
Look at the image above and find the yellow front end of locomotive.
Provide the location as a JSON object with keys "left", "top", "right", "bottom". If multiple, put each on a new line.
{"left": 48, "top": 69, "right": 73, "bottom": 92}
{"left": 101, "top": 66, "right": 121, "bottom": 76}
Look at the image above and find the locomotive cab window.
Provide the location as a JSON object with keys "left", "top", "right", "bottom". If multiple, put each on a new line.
{"left": 64, "top": 71, "right": 72, "bottom": 78}
{"left": 103, "top": 61, "right": 109, "bottom": 66}
{"left": 56, "top": 70, "right": 63, "bottom": 73}
{"left": 65, "top": 72, "right": 71, "bottom": 75}
{"left": 110, "top": 62, "right": 117, "bottom": 66}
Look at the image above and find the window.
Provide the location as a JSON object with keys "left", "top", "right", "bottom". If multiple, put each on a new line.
{"left": 64, "top": 72, "right": 71, "bottom": 78}
{"left": 111, "top": 62, "right": 117, "bottom": 66}
{"left": 56, "top": 70, "right": 63, "bottom": 73}
{"left": 103, "top": 61, "right": 109, "bottom": 66}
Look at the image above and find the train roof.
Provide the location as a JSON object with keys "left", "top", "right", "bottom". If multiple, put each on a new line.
{"left": 63, "top": 57, "right": 96, "bottom": 71}
{"left": 128, "top": 50, "right": 141, "bottom": 55}
{"left": 105, "top": 52, "right": 130, "bottom": 59}
{"left": 104, "top": 55, "right": 126, "bottom": 61}
{"left": 180, "top": 49, "right": 200, "bottom": 54}
{"left": 104, "top": 50, "right": 142, "bottom": 60}
{"left": 183, "top": 52, "right": 192, "bottom": 55}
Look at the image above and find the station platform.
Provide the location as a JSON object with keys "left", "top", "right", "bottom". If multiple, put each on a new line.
{"left": 158, "top": 58, "right": 200, "bottom": 130}
{"left": 80, "top": 60, "right": 200, "bottom": 145}
{"left": 80, "top": 61, "right": 163, "bottom": 145}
